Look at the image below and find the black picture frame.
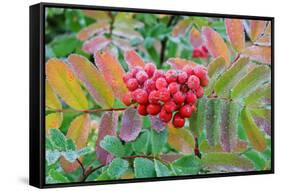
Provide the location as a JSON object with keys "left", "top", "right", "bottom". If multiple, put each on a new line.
{"left": 29, "top": 2, "right": 275, "bottom": 189}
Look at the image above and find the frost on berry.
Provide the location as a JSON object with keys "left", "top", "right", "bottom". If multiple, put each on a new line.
{"left": 122, "top": 63, "right": 208, "bottom": 129}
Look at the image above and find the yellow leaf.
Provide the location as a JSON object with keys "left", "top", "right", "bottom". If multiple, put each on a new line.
{"left": 61, "top": 114, "right": 91, "bottom": 172}
{"left": 202, "top": 27, "right": 230, "bottom": 64}
{"left": 46, "top": 58, "right": 88, "bottom": 110}
{"left": 167, "top": 123, "right": 195, "bottom": 154}
{"left": 46, "top": 113, "right": 62, "bottom": 133}
{"left": 46, "top": 80, "right": 61, "bottom": 109}
{"left": 68, "top": 54, "right": 115, "bottom": 108}
{"left": 95, "top": 50, "right": 128, "bottom": 100}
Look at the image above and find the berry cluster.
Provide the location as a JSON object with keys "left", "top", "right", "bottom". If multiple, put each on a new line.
{"left": 192, "top": 45, "right": 209, "bottom": 58}
{"left": 122, "top": 63, "right": 209, "bottom": 128}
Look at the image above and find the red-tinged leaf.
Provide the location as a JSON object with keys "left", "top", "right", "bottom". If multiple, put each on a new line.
{"left": 46, "top": 80, "right": 61, "bottom": 109}
{"left": 241, "top": 108, "right": 267, "bottom": 151}
{"left": 46, "top": 58, "right": 88, "bottom": 110}
{"left": 120, "top": 107, "right": 142, "bottom": 142}
{"left": 189, "top": 27, "right": 203, "bottom": 48}
{"left": 82, "top": 10, "right": 111, "bottom": 22}
{"left": 202, "top": 27, "right": 230, "bottom": 64}
{"left": 94, "top": 50, "right": 128, "bottom": 100}
{"left": 254, "top": 35, "right": 271, "bottom": 46}
{"left": 242, "top": 45, "right": 271, "bottom": 64}
{"left": 82, "top": 36, "right": 111, "bottom": 54}
{"left": 96, "top": 111, "right": 118, "bottom": 165}
{"left": 124, "top": 50, "right": 146, "bottom": 69}
{"left": 68, "top": 54, "right": 115, "bottom": 108}
{"left": 166, "top": 58, "right": 196, "bottom": 70}
{"left": 249, "top": 20, "right": 267, "bottom": 42}
{"left": 172, "top": 19, "right": 191, "bottom": 37}
{"left": 113, "top": 27, "right": 143, "bottom": 41}
{"left": 264, "top": 22, "right": 271, "bottom": 35}
{"left": 167, "top": 123, "right": 195, "bottom": 154}
{"left": 250, "top": 108, "right": 271, "bottom": 136}
{"left": 225, "top": 18, "right": 245, "bottom": 52}
{"left": 112, "top": 37, "right": 132, "bottom": 51}
{"left": 150, "top": 116, "right": 166, "bottom": 133}
{"left": 77, "top": 22, "right": 110, "bottom": 41}
{"left": 61, "top": 114, "right": 91, "bottom": 172}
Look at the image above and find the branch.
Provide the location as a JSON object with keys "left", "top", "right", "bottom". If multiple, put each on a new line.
{"left": 79, "top": 164, "right": 104, "bottom": 182}
{"left": 47, "top": 107, "right": 129, "bottom": 113}
{"left": 76, "top": 159, "right": 85, "bottom": 176}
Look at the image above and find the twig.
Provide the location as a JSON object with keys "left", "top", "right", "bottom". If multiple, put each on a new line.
{"left": 79, "top": 164, "right": 104, "bottom": 182}
{"left": 76, "top": 159, "right": 85, "bottom": 176}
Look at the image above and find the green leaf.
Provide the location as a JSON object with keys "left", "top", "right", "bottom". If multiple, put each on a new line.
{"left": 241, "top": 108, "right": 267, "bottom": 151}
{"left": 49, "top": 169, "right": 70, "bottom": 183}
{"left": 132, "top": 130, "right": 150, "bottom": 154}
{"left": 214, "top": 57, "right": 249, "bottom": 98}
{"left": 189, "top": 97, "right": 207, "bottom": 137}
{"left": 205, "top": 99, "right": 221, "bottom": 146}
{"left": 205, "top": 57, "right": 227, "bottom": 96}
{"left": 50, "top": 34, "right": 80, "bottom": 57}
{"left": 49, "top": 128, "right": 67, "bottom": 151}
{"left": 46, "top": 150, "right": 61, "bottom": 165}
{"left": 231, "top": 65, "right": 271, "bottom": 99}
{"left": 134, "top": 158, "right": 156, "bottom": 178}
{"left": 244, "top": 83, "right": 271, "bottom": 106}
{"left": 201, "top": 152, "right": 254, "bottom": 171}
{"left": 243, "top": 150, "right": 266, "bottom": 170}
{"left": 154, "top": 160, "right": 171, "bottom": 177}
{"left": 151, "top": 128, "right": 168, "bottom": 155}
{"left": 172, "top": 155, "right": 201, "bottom": 175}
{"left": 107, "top": 158, "right": 129, "bottom": 179}
{"left": 68, "top": 54, "right": 115, "bottom": 108}
{"left": 66, "top": 139, "right": 76, "bottom": 151}
{"left": 100, "top": 135, "right": 125, "bottom": 157}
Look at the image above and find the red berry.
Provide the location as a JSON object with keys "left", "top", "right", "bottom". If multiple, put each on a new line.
{"left": 132, "top": 89, "right": 148, "bottom": 104}
{"left": 173, "top": 91, "right": 185, "bottom": 105}
{"left": 173, "top": 113, "right": 185, "bottom": 128}
{"left": 131, "top": 66, "right": 142, "bottom": 77}
{"left": 158, "top": 88, "right": 171, "bottom": 102}
{"left": 137, "top": 104, "right": 148, "bottom": 116}
{"left": 146, "top": 104, "right": 161, "bottom": 115}
{"left": 152, "top": 70, "right": 165, "bottom": 81}
{"left": 187, "top": 75, "right": 200, "bottom": 90}
{"left": 183, "top": 66, "right": 194, "bottom": 76}
{"left": 126, "top": 78, "right": 139, "bottom": 91}
{"left": 180, "top": 84, "right": 189, "bottom": 93}
{"left": 159, "top": 108, "right": 172, "bottom": 122}
{"left": 192, "top": 48, "right": 201, "bottom": 58}
{"left": 122, "top": 93, "right": 132, "bottom": 106}
{"left": 165, "top": 69, "right": 178, "bottom": 83}
{"left": 201, "top": 45, "right": 208, "bottom": 54}
{"left": 155, "top": 77, "right": 168, "bottom": 90}
{"left": 144, "top": 63, "right": 156, "bottom": 77}
{"left": 163, "top": 101, "right": 177, "bottom": 113}
{"left": 168, "top": 82, "right": 179, "bottom": 94}
{"left": 179, "top": 105, "right": 193, "bottom": 118}
{"left": 136, "top": 70, "right": 148, "bottom": 85}
{"left": 193, "top": 65, "right": 207, "bottom": 80}
{"left": 200, "top": 76, "right": 209, "bottom": 87}
{"left": 148, "top": 90, "right": 160, "bottom": 104}
{"left": 123, "top": 72, "right": 133, "bottom": 83}
{"left": 186, "top": 91, "right": 197, "bottom": 104}
{"left": 144, "top": 79, "right": 156, "bottom": 93}
{"left": 195, "top": 86, "right": 204, "bottom": 98}
{"left": 177, "top": 70, "right": 188, "bottom": 84}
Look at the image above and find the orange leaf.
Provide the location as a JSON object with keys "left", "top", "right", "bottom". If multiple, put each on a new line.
{"left": 172, "top": 19, "right": 191, "bottom": 37}
{"left": 94, "top": 50, "right": 128, "bottom": 100}
{"left": 249, "top": 20, "right": 267, "bottom": 42}
{"left": 82, "top": 36, "right": 111, "bottom": 54}
{"left": 124, "top": 50, "right": 146, "bottom": 69}
{"left": 68, "top": 54, "right": 115, "bottom": 108}
{"left": 166, "top": 58, "right": 196, "bottom": 69}
{"left": 77, "top": 22, "right": 110, "bottom": 41}
{"left": 61, "top": 114, "right": 91, "bottom": 172}
{"left": 225, "top": 18, "right": 245, "bottom": 52}
{"left": 202, "top": 27, "right": 230, "bottom": 64}
{"left": 242, "top": 45, "right": 271, "bottom": 64}
{"left": 46, "top": 80, "right": 61, "bottom": 109}
{"left": 82, "top": 10, "right": 111, "bottom": 23}
{"left": 46, "top": 58, "right": 88, "bottom": 110}
{"left": 255, "top": 35, "right": 271, "bottom": 46}
{"left": 189, "top": 27, "right": 203, "bottom": 48}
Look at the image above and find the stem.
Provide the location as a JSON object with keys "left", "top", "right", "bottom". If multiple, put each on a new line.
{"left": 79, "top": 164, "right": 104, "bottom": 182}
{"left": 76, "top": 159, "right": 85, "bottom": 176}
{"left": 47, "top": 107, "right": 128, "bottom": 113}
